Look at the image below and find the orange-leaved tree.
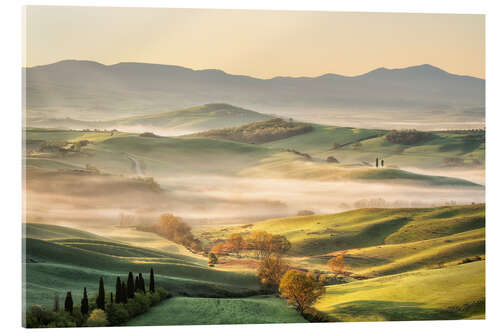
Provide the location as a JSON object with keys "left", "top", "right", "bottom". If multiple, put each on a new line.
{"left": 211, "top": 243, "right": 227, "bottom": 256}
{"left": 245, "top": 231, "right": 273, "bottom": 259}
{"left": 226, "top": 233, "right": 245, "bottom": 257}
{"left": 257, "top": 254, "right": 289, "bottom": 292}
{"left": 328, "top": 254, "right": 345, "bottom": 277}
{"left": 279, "top": 270, "right": 325, "bottom": 314}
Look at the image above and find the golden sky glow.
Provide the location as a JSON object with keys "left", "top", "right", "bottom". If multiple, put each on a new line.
{"left": 25, "top": 6, "right": 485, "bottom": 79}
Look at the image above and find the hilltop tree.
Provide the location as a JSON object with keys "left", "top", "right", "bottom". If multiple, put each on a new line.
{"left": 81, "top": 288, "right": 89, "bottom": 315}
{"left": 149, "top": 268, "right": 155, "bottom": 293}
{"left": 257, "top": 255, "right": 289, "bottom": 292}
{"left": 127, "top": 272, "right": 135, "bottom": 299}
{"left": 279, "top": 270, "right": 325, "bottom": 314}
{"left": 96, "top": 277, "right": 105, "bottom": 310}
{"left": 64, "top": 292, "right": 73, "bottom": 313}
{"left": 115, "top": 276, "right": 122, "bottom": 304}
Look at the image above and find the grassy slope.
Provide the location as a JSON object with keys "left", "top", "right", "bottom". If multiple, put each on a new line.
{"left": 205, "top": 205, "right": 485, "bottom": 258}
{"left": 262, "top": 124, "right": 385, "bottom": 154}
{"left": 25, "top": 128, "right": 482, "bottom": 186}
{"left": 262, "top": 126, "right": 484, "bottom": 169}
{"left": 239, "top": 152, "right": 481, "bottom": 186}
{"left": 110, "top": 103, "right": 273, "bottom": 131}
{"left": 24, "top": 223, "right": 108, "bottom": 241}
{"left": 322, "top": 228, "right": 484, "bottom": 277}
{"left": 126, "top": 296, "right": 307, "bottom": 326}
{"left": 314, "top": 261, "right": 485, "bottom": 321}
{"left": 28, "top": 104, "right": 273, "bottom": 132}
{"left": 26, "top": 129, "right": 276, "bottom": 176}
{"left": 24, "top": 225, "right": 260, "bottom": 308}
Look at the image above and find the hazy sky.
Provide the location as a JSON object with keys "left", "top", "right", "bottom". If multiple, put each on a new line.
{"left": 24, "top": 6, "right": 485, "bottom": 78}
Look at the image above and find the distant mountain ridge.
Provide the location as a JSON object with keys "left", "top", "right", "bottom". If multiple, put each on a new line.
{"left": 25, "top": 60, "right": 485, "bottom": 129}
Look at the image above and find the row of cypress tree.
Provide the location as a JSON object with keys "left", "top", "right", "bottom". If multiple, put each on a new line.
{"left": 61, "top": 268, "right": 156, "bottom": 315}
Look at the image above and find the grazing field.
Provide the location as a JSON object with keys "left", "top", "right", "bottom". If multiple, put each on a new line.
{"left": 314, "top": 261, "right": 485, "bottom": 321}
{"left": 127, "top": 296, "right": 307, "bottom": 326}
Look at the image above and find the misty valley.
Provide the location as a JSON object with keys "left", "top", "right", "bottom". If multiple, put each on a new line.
{"left": 23, "top": 59, "right": 485, "bottom": 327}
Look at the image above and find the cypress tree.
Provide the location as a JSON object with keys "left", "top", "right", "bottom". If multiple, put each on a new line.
{"left": 64, "top": 291, "right": 73, "bottom": 313}
{"left": 53, "top": 293, "right": 59, "bottom": 312}
{"left": 115, "top": 276, "right": 122, "bottom": 304}
{"left": 127, "top": 272, "right": 135, "bottom": 298}
{"left": 121, "top": 281, "right": 128, "bottom": 304}
{"left": 149, "top": 267, "right": 155, "bottom": 293}
{"left": 110, "top": 292, "right": 114, "bottom": 304}
{"left": 135, "top": 276, "right": 140, "bottom": 292}
{"left": 139, "top": 273, "right": 146, "bottom": 293}
{"left": 81, "top": 287, "right": 89, "bottom": 315}
{"left": 96, "top": 277, "right": 105, "bottom": 310}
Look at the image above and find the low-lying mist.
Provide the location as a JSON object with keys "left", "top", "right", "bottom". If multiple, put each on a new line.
{"left": 25, "top": 167, "right": 485, "bottom": 232}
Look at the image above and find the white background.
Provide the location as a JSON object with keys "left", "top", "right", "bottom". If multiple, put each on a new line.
{"left": 1, "top": 0, "right": 498, "bottom": 332}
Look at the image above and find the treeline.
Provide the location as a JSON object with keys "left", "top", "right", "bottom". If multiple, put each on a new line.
{"left": 209, "top": 231, "right": 291, "bottom": 260}
{"left": 137, "top": 213, "right": 202, "bottom": 253}
{"left": 385, "top": 129, "right": 432, "bottom": 145}
{"left": 192, "top": 118, "right": 313, "bottom": 144}
{"left": 35, "top": 139, "right": 90, "bottom": 153}
{"left": 25, "top": 268, "right": 169, "bottom": 328}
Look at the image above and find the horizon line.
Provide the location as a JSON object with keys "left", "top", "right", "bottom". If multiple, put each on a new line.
{"left": 24, "top": 59, "right": 485, "bottom": 81}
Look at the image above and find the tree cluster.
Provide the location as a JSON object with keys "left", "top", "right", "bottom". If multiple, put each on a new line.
{"left": 210, "top": 231, "right": 291, "bottom": 260}
{"left": 144, "top": 213, "right": 202, "bottom": 252}
{"left": 385, "top": 129, "right": 432, "bottom": 145}
{"left": 25, "top": 268, "right": 169, "bottom": 328}
{"left": 194, "top": 118, "right": 314, "bottom": 144}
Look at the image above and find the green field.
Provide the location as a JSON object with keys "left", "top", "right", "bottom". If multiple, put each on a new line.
{"left": 24, "top": 224, "right": 261, "bottom": 309}
{"left": 127, "top": 296, "right": 307, "bottom": 326}
{"left": 262, "top": 125, "right": 484, "bottom": 169}
{"left": 202, "top": 204, "right": 485, "bottom": 258}
{"left": 314, "top": 261, "right": 485, "bottom": 321}
{"left": 24, "top": 122, "right": 484, "bottom": 188}
{"left": 239, "top": 151, "right": 481, "bottom": 186}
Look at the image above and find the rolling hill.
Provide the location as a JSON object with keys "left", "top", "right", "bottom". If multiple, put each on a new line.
{"left": 25, "top": 126, "right": 484, "bottom": 187}
{"left": 23, "top": 224, "right": 261, "bottom": 308}
{"left": 200, "top": 204, "right": 485, "bottom": 258}
{"left": 28, "top": 103, "right": 273, "bottom": 133}
{"left": 25, "top": 60, "right": 484, "bottom": 129}
{"left": 314, "top": 260, "right": 484, "bottom": 321}
{"left": 189, "top": 118, "right": 314, "bottom": 144}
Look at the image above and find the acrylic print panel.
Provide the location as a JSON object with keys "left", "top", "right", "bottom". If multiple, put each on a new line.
{"left": 22, "top": 5, "right": 485, "bottom": 327}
